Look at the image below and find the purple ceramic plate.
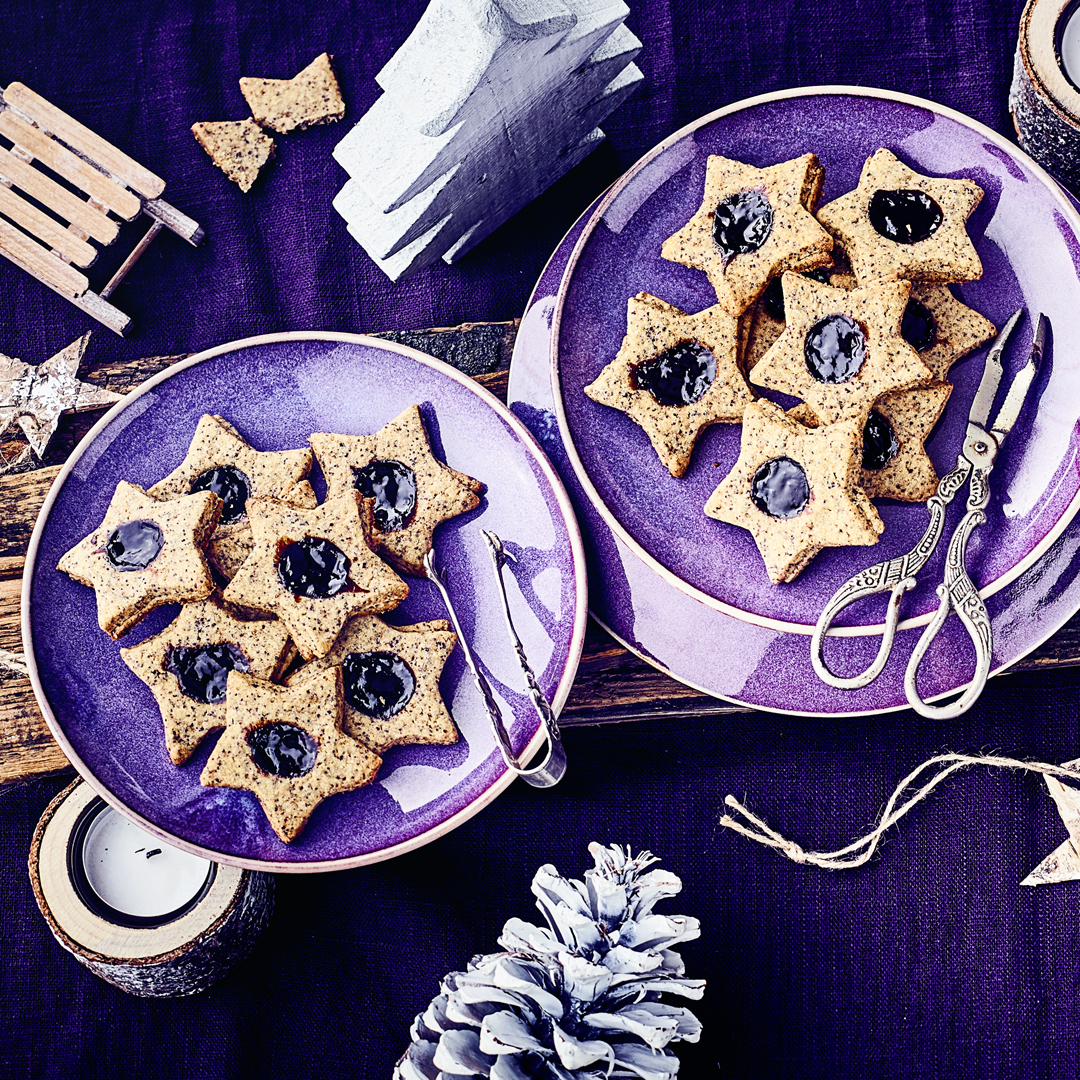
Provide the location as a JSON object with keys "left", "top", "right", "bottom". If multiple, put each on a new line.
{"left": 553, "top": 87, "right": 1080, "bottom": 636}
{"left": 511, "top": 90, "right": 1080, "bottom": 715}
{"left": 23, "top": 334, "right": 587, "bottom": 872}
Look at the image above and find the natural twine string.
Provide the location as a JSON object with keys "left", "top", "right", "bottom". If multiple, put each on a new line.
{"left": 721, "top": 753, "right": 1080, "bottom": 869}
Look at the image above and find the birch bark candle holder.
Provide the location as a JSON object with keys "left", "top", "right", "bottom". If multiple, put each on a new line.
{"left": 29, "top": 780, "right": 274, "bottom": 997}
{"left": 1011, "top": 0, "right": 1080, "bottom": 193}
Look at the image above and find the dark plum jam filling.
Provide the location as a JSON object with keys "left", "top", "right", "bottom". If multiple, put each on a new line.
{"left": 277, "top": 537, "right": 350, "bottom": 598}
{"left": 804, "top": 314, "right": 866, "bottom": 383}
{"left": 862, "top": 411, "right": 901, "bottom": 471}
{"left": 354, "top": 460, "right": 417, "bottom": 532}
{"left": 751, "top": 457, "right": 810, "bottom": 519}
{"left": 247, "top": 723, "right": 318, "bottom": 778}
{"left": 190, "top": 465, "right": 251, "bottom": 524}
{"left": 901, "top": 298, "right": 936, "bottom": 352}
{"left": 712, "top": 189, "right": 773, "bottom": 263}
{"left": 633, "top": 341, "right": 716, "bottom": 406}
{"left": 342, "top": 651, "right": 416, "bottom": 720}
{"left": 868, "top": 189, "right": 943, "bottom": 244}
{"left": 105, "top": 519, "right": 164, "bottom": 571}
{"left": 165, "top": 643, "right": 250, "bottom": 704}
{"left": 760, "top": 266, "right": 833, "bottom": 322}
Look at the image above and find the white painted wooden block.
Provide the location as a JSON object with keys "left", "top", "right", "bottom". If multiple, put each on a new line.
{"left": 333, "top": 0, "right": 642, "bottom": 280}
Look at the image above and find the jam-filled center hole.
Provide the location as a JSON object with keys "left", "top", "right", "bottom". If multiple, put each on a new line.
{"left": 247, "top": 722, "right": 318, "bottom": 778}
{"left": 712, "top": 189, "right": 773, "bottom": 264}
{"left": 862, "top": 411, "right": 901, "bottom": 471}
{"left": 165, "top": 642, "right": 251, "bottom": 704}
{"left": 901, "top": 298, "right": 936, "bottom": 352}
{"left": 751, "top": 457, "right": 810, "bottom": 519}
{"left": 105, "top": 519, "right": 164, "bottom": 571}
{"left": 805, "top": 313, "right": 867, "bottom": 383}
{"left": 342, "top": 651, "right": 416, "bottom": 719}
{"left": 868, "top": 189, "right": 943, "bottom": 245}
{"left": 190, "top": 465, "right": 251, "bottom": 525}
{"left": 277, "top": 537, "right": 350, "bottom": 598}
{"left": 633, "top": 340, "right": 716, "bottom": 406}
{"left": 353, "top": 460, "right": 417, "bottom": 532}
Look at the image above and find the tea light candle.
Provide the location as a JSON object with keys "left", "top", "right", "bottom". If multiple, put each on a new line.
{"left": 1012, "top": 0, "right": 1080, "bottom": 191}
{"left": 75, "top": 801, "right": 214, "bottom": 925}
{"left": 30, "top": 780, "right": 274, "bottom": 997}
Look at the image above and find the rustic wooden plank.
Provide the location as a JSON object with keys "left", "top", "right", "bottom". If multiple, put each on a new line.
{"left": 0, "top": 214, "right": 87, "bottom": 296}
{"left": 0, "top": 182, "right": 97, "bottom": 267}
{"left": 0, "top": 145, "right": 118, "bottom": 244}
{"left": 0, "top": 111, "right": 142, "bottom": 221}
{"left": 3, "top": 83, "right": 166, "bottom": 200}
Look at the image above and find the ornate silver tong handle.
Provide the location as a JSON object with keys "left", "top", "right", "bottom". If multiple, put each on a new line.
{"left": 423, "top": 533, "right": 567, "bottom": 788}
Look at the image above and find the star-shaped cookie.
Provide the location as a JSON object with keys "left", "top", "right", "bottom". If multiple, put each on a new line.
{"left": 749, "top": 273, "right": 933, "bottom": 427}
{"left": 790, "top": 381, "right": 952, "bottom": 503}
{"left": 289, "top": 614, "right": 458, "bottom": 754}
{"left": 221, "top": 493, "right": 409, "bottom": 659}
{"left": 816, "top": 148, "right": 983, "bottom": 285}
{"left": 149, "top": 414, "right": 317, "bottom": 580}
{"left": 584, "top": 293, "right": 753, "bottom": 477}
{"left": 661, "top": 153, "right": 833, "bottom": 315}
{"left": 57, "top": 481, "right": 222, "bottom": 638}
{"left": 310, "top": 404, "right": 483, "bottom": 577}
{"left": 200, "top": 668, "right": 381, "bottom": 843}
{"left": 704, "top": 400, "right": 883, "bottom": 584}
{"left": 120, "top": 596, "right": 295, "bottom": 764}
{"left": 0, "top": 333, "right": 122, "bottom": 457}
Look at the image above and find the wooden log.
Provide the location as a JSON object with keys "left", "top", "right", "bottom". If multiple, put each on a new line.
{"left": 3, "top": 83, "right": 166, "bottom": 200}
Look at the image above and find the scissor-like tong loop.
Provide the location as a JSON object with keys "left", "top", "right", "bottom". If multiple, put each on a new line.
{"left": 423, "top": 532, "right": 567, "bottom": 788}
{"left": 811, "top": 309, "right": 1046, "bottom": 718}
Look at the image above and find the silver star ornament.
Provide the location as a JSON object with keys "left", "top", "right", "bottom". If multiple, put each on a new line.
{"left": 0, "top": 332, "right": 123, "bottom": 457}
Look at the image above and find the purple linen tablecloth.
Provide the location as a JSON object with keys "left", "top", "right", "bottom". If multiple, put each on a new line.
{"left": 3, "top": 1, "right": 1076, "bottom": 1078}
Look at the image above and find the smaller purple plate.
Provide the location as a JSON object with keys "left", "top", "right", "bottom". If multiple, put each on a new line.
{"left": 22, "top": 334, "right": 587, "bottom": 872}
{"left": 553, "top": 87, "right": 1080, "bottom": 635}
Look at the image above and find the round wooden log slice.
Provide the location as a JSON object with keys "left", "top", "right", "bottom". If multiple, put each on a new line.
{"left": 29, "top": 779, "right": 274, "bottom": 998}
{"left": 1011, "top": 0, "right": 1080, "bottom": 194}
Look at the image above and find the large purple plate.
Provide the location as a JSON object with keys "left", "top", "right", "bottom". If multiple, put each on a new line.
{"left": 553, "top": 87, "right": 1080, "bottom": 635}
{"left": 511, "top": 90, "right": 1080, "bottom": 715}
{"left": 23, "top": 334, "right": 587, "bottom": 871}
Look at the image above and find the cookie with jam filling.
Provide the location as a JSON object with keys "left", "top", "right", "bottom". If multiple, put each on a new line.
{"left": 200, "top": 667, "right": 381, "bottom": 843}
{"left": 149, "top": 414, "right": 317, "bottom": 581}
{"left": 221, "top": 493, "right": 409, "bottom": 660}
{"left": 310, "top": 404, "right": 483, "bottom": 578}
{"left": 584, "top": 292, "right": 753, "bottom": 477}
{"left": 816, "top": 148, "right": 983, "bottom": 285}
{"left": 288, "top": 614, "right": 458, "bottom": 754}
{"left": 789, "top": 382, "right": 953, "bottom": 503}
{"left": 748, "top": 273, "right": 934, "bottom": 428}
{"left": 661, "top": 152, "right": 834, "bottom": 316}
{"left": 704, "top": 399, "right": 883, "bottom": 584}
{"left": 57, "top": 481, "right": 222, "bottom": 638}
{"left": 120, "top": 595, "right": 295, "bottom": 765}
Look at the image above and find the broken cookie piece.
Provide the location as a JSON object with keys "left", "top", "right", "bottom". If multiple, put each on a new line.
{"left": 191, "top": 118, "right": 275, "bottom": 192}
{"left": 240, "top": 52, "right": 345, "bottom": 134}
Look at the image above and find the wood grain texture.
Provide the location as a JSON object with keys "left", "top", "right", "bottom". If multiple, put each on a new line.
{"left": 4, "top": 320, "right": 1080, "bottom": 784}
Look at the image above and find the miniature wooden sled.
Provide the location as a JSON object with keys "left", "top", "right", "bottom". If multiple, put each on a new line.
{"left": 0, "top": 83, "right": 204, "bottom": 336}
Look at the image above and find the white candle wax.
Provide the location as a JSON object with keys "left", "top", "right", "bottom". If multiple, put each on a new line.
{"left": 1060, "top": 4, "right": 1080, "bottom": 88}
{"left": 80, "top": 805, "right": 213, "bottom": 921}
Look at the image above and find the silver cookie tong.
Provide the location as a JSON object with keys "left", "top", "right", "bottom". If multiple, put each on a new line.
{"left": 811, "top": 309, "right": 1045, "bottom": 719}
{"left": 424, "top": 530, "right": 567, "bottom": 788}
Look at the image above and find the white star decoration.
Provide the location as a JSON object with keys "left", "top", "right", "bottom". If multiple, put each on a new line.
{"left": 1022, "top": 759, "right": 1080, "bottom": 886}
{"left": 0, "top": 333, "right": 123, "bottom": 457}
